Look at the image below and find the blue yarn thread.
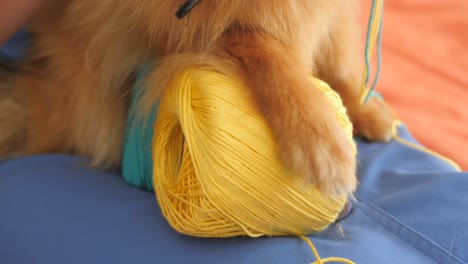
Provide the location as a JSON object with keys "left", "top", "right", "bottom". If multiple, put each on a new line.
{"left": 364, "top": 0, "right": 384, "bottom": 102}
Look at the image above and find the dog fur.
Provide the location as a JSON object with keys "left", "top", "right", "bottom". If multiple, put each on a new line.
{"left": 0, "top": 0, "right": 394, "bottom": 196}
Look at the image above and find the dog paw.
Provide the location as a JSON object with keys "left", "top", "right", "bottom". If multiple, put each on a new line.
{"left": 277, "top": 116, "right": 358, "bottom": 197}
{"left": 351, "top": 97, "right": 394, "bottom": 142}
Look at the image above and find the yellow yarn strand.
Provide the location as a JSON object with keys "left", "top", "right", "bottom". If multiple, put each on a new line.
{"left": 372, "top": 96, "right": 462, "bottom": 171}
{"left": 300, "top": 236, "right": 356, "bottom": 264}
{"left": 152, "top": 67, "right": 355, "bottom": 239}
{"left": 391, "top": 121, "right": 462, "bottom": 172}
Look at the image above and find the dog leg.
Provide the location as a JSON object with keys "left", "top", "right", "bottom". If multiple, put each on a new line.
{"left": 218, "top": 32, "right": 357, "bottom": 197}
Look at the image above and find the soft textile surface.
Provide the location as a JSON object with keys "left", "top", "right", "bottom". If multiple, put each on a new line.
{"left": 366, "top": 0, "right": 468, "bottom": 169}
{"left": 1, "top": 126, "right": 467, "bottom": 264}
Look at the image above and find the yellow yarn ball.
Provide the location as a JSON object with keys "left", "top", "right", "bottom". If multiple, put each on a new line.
{"left": 152, "top": 67, "right": 356, "bottom": 238}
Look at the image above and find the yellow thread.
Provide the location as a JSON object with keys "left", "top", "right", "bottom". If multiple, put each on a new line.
{"left": 152, "top": 67, "right": 354, "bottom": 238}
{"left": 373, "top": 97, "right": 461, "bottom": 171}
{"left": 391, "top": 121, "right": 462, "bottom": 171}
{"left": 300, "top": 236, "right": 356, "bottom": 264}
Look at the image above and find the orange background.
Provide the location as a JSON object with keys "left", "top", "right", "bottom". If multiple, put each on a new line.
{"left": 361, "top": 0, "right": 468, "bottom": 170}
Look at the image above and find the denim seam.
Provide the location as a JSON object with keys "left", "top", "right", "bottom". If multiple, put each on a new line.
{"left": 357, "top": 197, "right": 466, "bottom": 264}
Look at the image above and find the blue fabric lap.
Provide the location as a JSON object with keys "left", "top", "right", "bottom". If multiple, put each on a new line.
{"left": 356, "top": 127, "right": 467, "bottom": 264}
{"left": 1, "top": 126, "right": 467, "bottom": 264}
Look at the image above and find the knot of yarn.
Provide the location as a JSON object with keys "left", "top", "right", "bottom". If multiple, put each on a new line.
{"left": 152, "top": 67, "right": 355, "bottom": 238}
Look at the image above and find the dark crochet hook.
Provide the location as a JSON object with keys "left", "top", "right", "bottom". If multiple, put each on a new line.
{"left": 175, "top": 0, "right": 202, "bottom": 19}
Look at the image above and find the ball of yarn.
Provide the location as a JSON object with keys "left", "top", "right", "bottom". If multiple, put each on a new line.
{"left": 152, "top": 67, "right": 356, "bottom": 238}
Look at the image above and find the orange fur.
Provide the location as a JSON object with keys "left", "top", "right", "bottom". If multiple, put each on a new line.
{"left": 0, "top": 0, "right": 394, "bottom": 196}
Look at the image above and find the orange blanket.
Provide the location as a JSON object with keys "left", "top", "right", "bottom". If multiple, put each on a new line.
{"left": 361, "top": 0, "right": 468, "bottom": 170}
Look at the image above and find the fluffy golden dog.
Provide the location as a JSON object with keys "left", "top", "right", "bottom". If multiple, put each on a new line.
{"left": 0, "top": 0, "right": 393, "bottom": 196}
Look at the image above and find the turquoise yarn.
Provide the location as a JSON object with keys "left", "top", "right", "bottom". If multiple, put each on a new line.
{"left": 122, "top": 67, "right": 158, "bottom": 191}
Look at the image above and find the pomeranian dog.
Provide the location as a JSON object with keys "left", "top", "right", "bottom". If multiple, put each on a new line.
{"left": 0, "top": 0, "right": 393, "bottom": 197}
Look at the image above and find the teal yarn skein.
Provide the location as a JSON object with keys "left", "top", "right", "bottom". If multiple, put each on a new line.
{"left": 122, "top": 67, "right": 158, "bottom": 191}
